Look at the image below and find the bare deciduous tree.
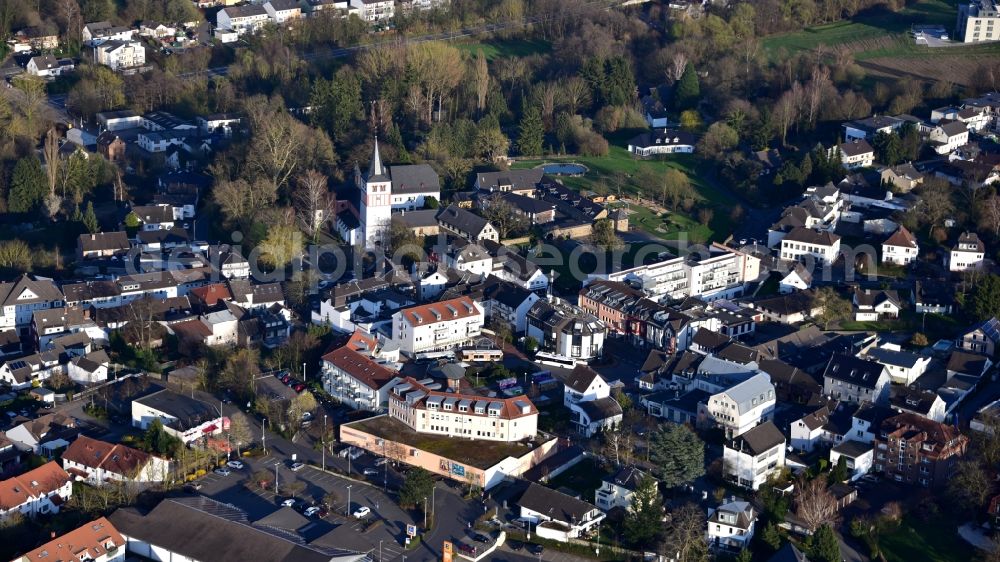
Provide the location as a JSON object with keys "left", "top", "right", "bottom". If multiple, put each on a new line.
{"left": 795, "top": 476, "right": 839, "bottom": 532}
{"left": 294, "top": 170, "right": 335, "bottom": 241}
{"left": 669, "top": 51, "right": 689, "bottom": 83}
{"left": 481, "top": 193, "right": 526, "bottom": 239}
{"left": 472, "top": 52, "right": 490, "bottom": 115}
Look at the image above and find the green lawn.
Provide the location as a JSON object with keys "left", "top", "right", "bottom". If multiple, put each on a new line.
{"left": 837, "top": 310, "right": 960, "bottom": 342}
{"left": 879, "top": 516, "right": 976, "bottom": 562}
{"left": 514, "top": 143, "right": 738, "bottom": 242}
{"left": 454, "top": 39, "right": 551, "bottom": 60}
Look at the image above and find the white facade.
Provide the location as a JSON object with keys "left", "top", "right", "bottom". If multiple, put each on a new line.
{"left": 217, "top": 6, "right": 270, "bottom": 35}
{"left": 390, "top": 297, "right": 484, "bottom": 356}
{"left": 780, "top": 229, "right": 841, "bottom": 265}
{"left": 829, "top": 441, "right": 874, "bottom": 481}
{"left": 950, "top": 234, "right": 986, "bottom": 271}
{"left": 350, "top": 0, "right": 395, "bottom": 21}
{"left": 703, "top": 373, "right": 776, "bottom": 439}
{"left": 957, "top": 0, "right": 1000, "bottom": 43}
{"left": 723, "top": 432, "right": 786, "bottom": 491}
{"left": 131, "top": 399, "right": 224, "bottom": 444}
{"left": 706, "top": 501, "right": 756, "bottom": 551}
{"left": 95, "top": 41, "right": 145, "bottom": 71}
{"left": 0, "top": 462, "right": 73, "bottom": 521}
{"left": 929, "top": 124, "right": 969, "bottom": 154}
{"left": 265, "top": 1, "right": 303, "bottom": 23}
{"left": 359, "top": 141, "right": 392, "bottom": 248}
{"left": 882, "top": 241, "right": 918, "bottom": 265}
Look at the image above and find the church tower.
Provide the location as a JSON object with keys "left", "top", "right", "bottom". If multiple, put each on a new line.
{"left": 358, "top": 137, "right": 392, "bottom": 247}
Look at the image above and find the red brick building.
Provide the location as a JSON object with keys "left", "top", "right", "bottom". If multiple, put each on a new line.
{"left": 873, "top": 412, "right": 967, "bottom": 488}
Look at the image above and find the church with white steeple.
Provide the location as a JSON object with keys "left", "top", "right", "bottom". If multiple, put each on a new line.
{"left": 357, "top": 137, "right": 393, "bottom": 247}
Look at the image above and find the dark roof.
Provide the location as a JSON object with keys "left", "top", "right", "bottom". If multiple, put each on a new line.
{"left": 947, "top": 350, "right": 990, "bottom": 375}
{"left": 137, "top": 227, "right": 190, "bottom": 246}
{"left": 79, "top": 231, "right": 129, "bottom": 253}
{"left": 823, "top": 355, "right": 887, "bottom": 389}
{"left": 476, "top": 169, "right": 544, "bottom": 192}
{"left": 482, "top": 278, "right": 534, "bottom": 309}
{"left": 108, "top": 497, "right": 364, "bottom": 562}
{"left": 889, "top": 387, "right": 940, "bottom": 416}
{"left": 692, "top": 328, "right": 731, "bottom": 353}
{"left": 729, "top": 421, "right": 785, "bottom": 456}
{"left": 131, "top": 205, "right": 174, "bottom": 224}
{"left": 853, "top": 289, "right": 899, "bottom": 309}
{"left": 496, "top": 191, "right": 555, "bottom": 214}
{"left": 435, "top": 205, "right": 491, "bottom": 237}
{"left": 753, "top": 291, "right": 817, "bottom": 317}
{"left": 516, "top": 482, "right": 599, "bottom": 524}
{"left": 564, "top": 365, "right": 602, "bottom": 393}
{"left": 867, "top": 347, "right": 921, "bottom": 369}
{"left": 267, "top": 0, "right": 300, "bottom": 9}
{"left": 956, "top": 231, "right": 985, "bottom": 252}
{"left": 222, "top": 4, "right": 268, "bottom": 17}
{"left": 628, "top": 129, "right": 698, "bottom": 148}
{"left": 133, "top": 389, "right": 216, "bottom": 431}
{"left": 395, "top": 209, "right": 437, "bottom": 228}
{"left": 578, "top": 397, "right": 623, "bottom": 421}
{"left": 783, "top": 227, "right": 840, "bottom": 246}
{"left": 604, "top": 466, "right": 647, "bottom": 491}
{"left": 831, "top": 439, "right": 872, "bottom": 458}
{"left": 839, "top": 139, "right": 874, "bottom": 157}
{"left": 389, "top": 164, "right": 440, "bottom": 195}
{"left": 937, "top": 120, "right": 968, "bottom": 137}
{"left": 767, "top": 543, "right": 809, "bottom": 562}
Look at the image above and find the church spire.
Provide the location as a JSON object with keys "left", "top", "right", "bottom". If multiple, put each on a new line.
{"left": 367, "top": 136, "right": 386, "bottom": 179}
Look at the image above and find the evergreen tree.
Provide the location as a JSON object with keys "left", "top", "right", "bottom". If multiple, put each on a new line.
{"left": 967, "top": 274, "right": 1000, "bottom": 321}
{"left": 82, "top": 202, "right": 99, "bottom": 234}
{"left": 8, "top": 156, "right": 46, "bottom": 214}
{"left": 649, "top": 423, "right": 705, "bottom": 488}
{"left": 761, "top": 522, "right": 784, "bottom": 551}
{"left": 517, "top": 105, "right": 545, "bottom": 156}
{"left": 829, "top": 456, "right": 849, "bottom": 483}
{"left": 872, "top": 131, "right": 903, "bottom": 166}
{"left": 622, "top": 476, "right": 663, "bottom": 547}
{"left": 602, "top": 56, "right": 636, "bottom": 106}
{"left": 398, "top": 467, "right": 434, "bottom": 509}
{"left": 674, "top": 63, "right": 700, "bottom": 111}
{"left": 807, "top": 525, "right": 841, "bottom": 562}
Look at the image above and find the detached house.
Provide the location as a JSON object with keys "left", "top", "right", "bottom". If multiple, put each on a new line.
{"left": 15, "top": 517, "right": 125, "bottom": 562}
{"left": 723, "top": 421, "right": 786, "bottom": 490}
{"left": 701, "top": 372, "right": 775, "bottom": 439}
{"left": 26, "top": 55, "right": 71, "bottom": 77}
{"left": 706, "top": 499, "right": 757, "bottom": 551}
{"left": 852, "top": 288, "right": 900, "bottom": 321}
{"left": 515, "top": 482, "right": 604, "bottom": 542}
{"left": 562, "top": 365, "right": 622, "bottom": 437}
{"left": 880, "top": 163, "right": 924, "bottom": 192}
{"left": 0, "top": 275, "right": 65, "bottom": 334}
{"left": 949, "top": 231, "right": 986, "bottom": 272}
{"left": 62, "top": 435, "right": 169, "bottom": 483}
{"left": 881, "top": 225, "right": 918, "bottom": 265}
{"left": 958, "top": 317, "right": 1000, "bottom": 356}
{"left": 594, "top": 466, "right": 649, "bottom": 511}
{"left": 627, "top": 129, "right": 697, "bottom": 156}
{"left": 0, "top": 461, "right": 72, "bottom": 521}
{"left": 866, "top": 344, "right": 929, "bottom": 385}
{"left": 217, "top": 5, "right": 269, "bottom": 34}
{"left": 78, "top": 232, "right": 130, "bottom": 260}
{"left": 95, "top": 41, "right": 145, "bottom": 71}
{"left": 835, "top": 139, "right": 875, "bottom": 169}
{"left": 780, "top": 227, "right": 841, "bottom": 265}
{"left": 928, "top": 120, "right": 969, "bottom": 155}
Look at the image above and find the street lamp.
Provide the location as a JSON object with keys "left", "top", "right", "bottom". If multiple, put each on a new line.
{"left": 262, "top": 417, "right": 267, "bottom": 455}
{"left": 322, "top": 415, "right": 328, "bottom": 471}
{"left": 346, "top": 484, "right": 353, "bottom": 517}
{"left": 424, "top": 496, "right": 428, "bottom": 529}
{"left": 303, "top": 362, "right": 307, "bottom": 382}
{"left": 378, "top": 540, "right": 382, "bottom": 562}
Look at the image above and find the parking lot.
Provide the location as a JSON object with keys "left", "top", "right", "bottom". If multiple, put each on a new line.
{"left": 194, "top": 454, "right": 415, "bottom": 561}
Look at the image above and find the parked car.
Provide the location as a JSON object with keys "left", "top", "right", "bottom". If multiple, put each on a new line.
{"left": 508, "top": 540, "right": 523, "bottom": 551}
{"left": 184, "top": 483, "right": 203, "bottom": 493}
{"left": 363, "top": 468, "right": 378, "bottom": 476}
{"left": 290, "top": 462, "right": 305, "bottom": 472}
{"left": 456, "top": 544, "right": 476, "bottom": 555}
{"left": 527, "top": 544, "right": 543, "bottom": 556}
{"left": 352, "top": 506, "right": 371, "bottom": 518}
{"left": 470, "top": 533, "right": 490, "bottom": 543}
{"left": 293, "top": 383, "right": 306, "bottom": 393}
{"left": 226, "top": 460, "right": 244, "bottom": 470}
{"left": 213, "top": 468, "right": 231, "bottom": 476}
{"left": 374, "top": 457, "right": 388, "bottom": 466}
{"left": 280, "top": 498, "right": 297, "bottom": 508}
{"left": 304, "top": 506, "right": 321, "bottom": 517}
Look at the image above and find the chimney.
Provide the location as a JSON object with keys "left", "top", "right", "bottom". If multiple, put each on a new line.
{"left": 90, "top": 234, "right": 96, "bottom": 240}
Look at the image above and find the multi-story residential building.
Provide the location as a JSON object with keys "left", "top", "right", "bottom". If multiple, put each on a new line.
{"left": 701, "top": 372, "right": 775, "bottom": 439}
{"left": 928, "top": 120, "right": 969, "bottom": 154}
{"left": 562, "top": 365, "right": 622, "bottom": 437}
{"left": 0, "top": 274, "right": 64, "bottom": 335}
{"left": 82, "top": 21, "right": 134, "bottom": 45}
{"left": 873, "top": 413, "right": 968, "bottom": 488}
{"left": 217, "top": 5, "right": 270, "bottom": 35}
{"left": 722, "top": 421, "right": 786, "bottom": 490}
{"left": 264, "top": 0, "right": 303, "bottom": 23}
{"left": 591, "top": 244, "right": 760, "bottom": 303}
{"left": 823, "top": 354, "right": 891, "bottom": 405}
{"left": 389, "top": 377, "right": 537, "bottom": 442}
{"left": 350, "top": 0, "right": 395, "bottom": 21}
{"left": 390, "top": 297, "right": 484, "bottom": 356}
{"left": 957, "top": 0, "right": 1000, "bottom": 42}
{"left": 957, "top": 316, "right": 1000, "bottom": 356}
{"left": 949, "top": 231, "right": 986, "bottom": 271}
{"left": 865, "top": 343, "right": 930, "bottom": 385}
{"left": 594, "top": 466, "right": 648, "bottom": 511}
{"left": 62, "top": 435, "right": 169, "bottom": 483}
{"left": 0, "top": 461, "right": 72, "bottom": 520}
{"left": 706, "top": 500, "right": 757, "bottom": 551}
{"left": 13, "top": 517, "right": 125, "bottom": 562}
{"left": 835, "top": 139, "right": 875, "bottom": 169}
{"left": 320, "top": 331, "right": 400, "bottom": 412}
{"left": 779, "top": 227, "right": 842, "bottom": 265}
{"left": 578, "top": 280, "right": 644, "bottom": 335}
{"left": 881, "top": 225, "right": 919, "bottom": 265}
{"left": 94, "top": 41, "right": 145, "bottom": 71}
{"left": 526, "top": 297, "right": 606, "bottom": 361}
{"left": 481, "top": 277, "right": 540, "bottom": 333}
{"left": 26, "top": 55, "right": 72, "bottom": 77}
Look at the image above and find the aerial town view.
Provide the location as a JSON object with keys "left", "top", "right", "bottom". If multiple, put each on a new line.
{"left": 6, "top": 0, "right": 1000, "bottom": 561}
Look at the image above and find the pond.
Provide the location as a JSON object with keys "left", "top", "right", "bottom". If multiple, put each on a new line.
{"left": 539, "top": 163, "right": 588, "bottom": 175}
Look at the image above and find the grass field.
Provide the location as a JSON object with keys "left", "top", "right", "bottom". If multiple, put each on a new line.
{"left": 878, "top": 516, "right": 976, "bottom": 562}
{"left": 513, "top": 140, "right": 739, "bottom": 242}
{"left": 454, "top": 39, "right": 551, "bottom": 60}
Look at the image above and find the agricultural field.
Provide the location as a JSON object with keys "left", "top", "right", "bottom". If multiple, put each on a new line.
{"left": 454, "top": 38, "right": 551, "bottom": 60}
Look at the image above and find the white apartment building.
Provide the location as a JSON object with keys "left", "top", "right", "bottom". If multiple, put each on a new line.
{"left": 779, "top": 227, "right": 842, "bottom": 265}
{"left": 389, "top": 296, "right": 484, "bottom": 356}
{"left": 707, "top": 500, "right": 757, "bottom": 551}
{"left": 0, "top": 461, "right": 73, "bottom": 521}
{"left": 0, "top": 275, "right": 64, "bottom": 334}
{"left": 388, "top": 377, "right": 538, "bottom": 442}
{"left": 350, "top": 0, "right": 395, "bottom": 21}
{"left": 217, "top": 5, "right": 270, "bottom": 35}
{"left": 950, "top": 231, "right": 986, "bottom": 271}
{"left": 957, "top": 0, "right": 1000, "bottom": 42}
{"left": 526, "top": 298, "right": 606, "bottom": 361}
{"left": 320, "top": 333, "right": 400, "bottom": 412}
{"left": 95, "top": 41, "right": 145, "bottom": 71}
{"left": 265, "top": 0, "right": 303, "bottom": 23}
{"left": 593, "top": 243, "right": 760, "bottom": 302}
{"left": 702, "top": 373, "right": 776, "bottom": 439}
{"left": 723, "top": 421, "right": 786, "bottom": 490}
{"left": 835, "top": 139, "right": 875, "bottom": 169}
{"left": 881, "top": 225, "right": 919, "bottom": 265}
{"left": 929, "top": 121, "right": 969, "bottom": 154}
{"left": 594, "top": 466, "right": 648, "bottom": 511}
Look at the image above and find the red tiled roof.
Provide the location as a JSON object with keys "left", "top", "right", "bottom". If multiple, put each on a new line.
{"left": 190, "top": 283, "right": 232, "bottom": 306}
{"left": 17, "top": 516, "right": 125, "bottom": 562}
{"left": 0, "top": 461, "right": 70, "bottom": 510}
{"left": 399, "top": 296, "right": 480, "bottom": 326}
{"left": 62, "top": 435, "right": 153, "bottom": 478}
{"left": 883, "top": 225, "right": 918, "bottom": 249}
{"left": 321, "top": 346, "right": 398, "bottom": 391}
{"left": 393, "top": 376, "right": 537, "bottom": 420}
